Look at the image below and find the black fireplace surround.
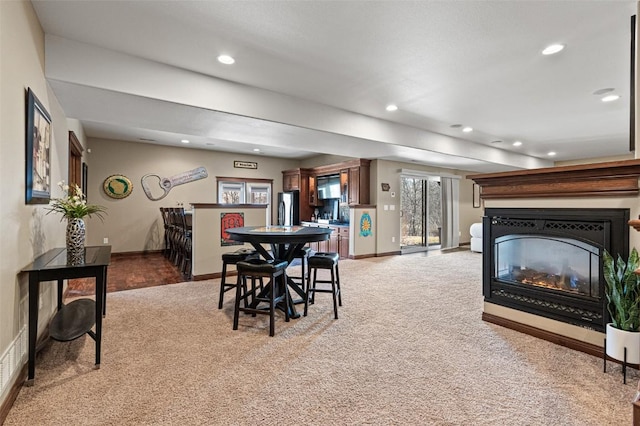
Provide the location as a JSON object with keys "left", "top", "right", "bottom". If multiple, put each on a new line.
{"left": 483, "top": 208, "right": 630, "bottom": 332}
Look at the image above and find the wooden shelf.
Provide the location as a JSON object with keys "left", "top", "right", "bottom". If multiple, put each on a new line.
{"left": 467, "top": 159, "right": 640, "bottom": 199}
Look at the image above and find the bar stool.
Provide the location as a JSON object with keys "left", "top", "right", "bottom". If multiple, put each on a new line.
{"left": 218, "top": 248, "right": 259, "bottom": 309}
{"left": 288, "top": 246, "right": 312, "bottom": 296}
{"left": 233, "top": 258, "right": 289, "bottom": 336}
{"left": 304, "top": 252, "right": 342, "bottom": 319}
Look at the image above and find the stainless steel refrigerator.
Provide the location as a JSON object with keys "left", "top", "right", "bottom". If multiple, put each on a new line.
{"left": 277, "top": 190, "right": 300, "bottom": 226}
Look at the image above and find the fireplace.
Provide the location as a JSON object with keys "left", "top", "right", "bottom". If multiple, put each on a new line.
{"left": 483, "top": 208, "right": 629, "bottom": 332}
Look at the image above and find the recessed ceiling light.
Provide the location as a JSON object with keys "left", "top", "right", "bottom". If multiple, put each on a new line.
{"left": 593, "top": 88, "right": 615, "bottom": 96}
{"left": 513, "top": 141, "right": 523, "bottom": 147}
{"left": 542, "top": 44, "right": 565, "bottom": 55}
{"left": 602, "top": 94, "right": 620, "bottom": 102}
{"left": 253, "top": 148, "right": 260, "bottom": 152}
{"left": 217, "top": 54, "right": 235, "bottom": 65}
{"left": 181, "top": 139, "right": 190, "bottom": 144}
{"left": 386, "top": 104, "right": 398, "bottom": 112}
{"left": 547, "top": 151, "right": 556, "bottom": 156}
{"left": 462, "top": 126, "right": 473, "bottom": 133}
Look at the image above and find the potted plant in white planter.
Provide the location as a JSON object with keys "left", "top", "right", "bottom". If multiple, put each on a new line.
{"left": 603, "top": 247, "right": 640, "bottom": 379}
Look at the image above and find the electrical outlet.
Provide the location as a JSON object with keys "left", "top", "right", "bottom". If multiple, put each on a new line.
{"left": 392, "top": 236, "right": 396, "bottom": 243}
{"left": 103, "top": 237, "right": 109, "bottom": 244}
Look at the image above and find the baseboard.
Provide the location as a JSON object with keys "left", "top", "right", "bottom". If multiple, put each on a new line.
{"left": 192, "top": 272, "right": 225, "bottom": 281}
{"left": 375, "top": 251, "right": 401, "bottom": 257}
{"left": 482, "top": 312, "right": 602, "bottom": 358}
{"left": 0, "top": 364, "right": 27, "bottom": 424}
{"left": 351, "top": 253, "right": 376, "bottom": 259}
{"left": 111, "top": 249, "right": 163, "bottom": 258}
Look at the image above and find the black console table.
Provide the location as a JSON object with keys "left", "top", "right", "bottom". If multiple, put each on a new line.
{"left": 21, "top": 245, "right": 111, "bottom": 385}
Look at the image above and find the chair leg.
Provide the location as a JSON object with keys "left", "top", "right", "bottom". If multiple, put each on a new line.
{"left": 269, "top": 275, "right": 276, "bottom": 337}
{"left": 283, "top": 274, "right": 290, "bottom": 323}
{"left": 218, "top": 262, "right": 228, "bottom": 309}
{"left": 303, "top": 267, "right": 311, "bottom": 317}
{"left": 336, "top": 263, "right": 342, "bottom": 306}
{"left": 331, "top": 266, "right": 339, "bottom": 319}
{"left": 232, "top": 275, "right": 244, "bottom": 330}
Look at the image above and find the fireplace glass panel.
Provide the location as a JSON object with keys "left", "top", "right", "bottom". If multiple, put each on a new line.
{"left": 494, "top": 235, "right": 599, "bottom": 298}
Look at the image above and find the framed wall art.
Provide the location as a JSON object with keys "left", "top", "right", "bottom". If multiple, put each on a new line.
{"left": 221, "top": 212, "right": 244, "bottom": 246}
{"left": 25, "top": 88, "right": 52, "bottom": 204}
{"left": 473, "top": 183, "right": 482, "bottom": 208}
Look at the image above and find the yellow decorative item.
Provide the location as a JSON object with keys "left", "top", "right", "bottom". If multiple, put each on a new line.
{"left": 103, "top": 174, "right": 133, "bottom": 199}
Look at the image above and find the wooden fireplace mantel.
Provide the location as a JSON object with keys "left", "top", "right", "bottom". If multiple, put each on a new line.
{"left": 467, "top": 159, "right": 640, "bottom": 199}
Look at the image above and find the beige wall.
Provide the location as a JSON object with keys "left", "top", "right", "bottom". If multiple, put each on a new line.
{"left": 0, "top": 0, "right": 74, "bottom": 402}
{"left": 86, "top": 138, "right": 299, "bottom": 253}
{"left": 372, "top": 159, "right": 482, "bottom": 254}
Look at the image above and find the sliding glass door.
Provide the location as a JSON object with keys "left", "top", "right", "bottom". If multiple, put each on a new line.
{"left": 400, "top": 176, "right": 441, "bottom": 252}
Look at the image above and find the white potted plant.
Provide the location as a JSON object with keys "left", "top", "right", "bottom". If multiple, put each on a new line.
{"left": 603, "top": 247, "right": 640, "bottom": 368}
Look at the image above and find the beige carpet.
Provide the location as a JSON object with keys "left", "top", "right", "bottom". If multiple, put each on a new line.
{"left": 4, "top": 250, "right": 636, "bottom": 425}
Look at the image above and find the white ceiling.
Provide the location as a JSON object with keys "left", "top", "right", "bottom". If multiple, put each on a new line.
{"left": 31, "top": 0, "right": 637, "bottom": 173}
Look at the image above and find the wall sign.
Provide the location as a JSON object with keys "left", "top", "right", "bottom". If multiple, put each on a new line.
{"left": 103, "top": 174, "right": 133, "bottom": 199}
{"left": 234, "top": 161, "right": 257, "bottom": 169}
{"left": 221, "top": 212, "right": 244, "bottom": 246}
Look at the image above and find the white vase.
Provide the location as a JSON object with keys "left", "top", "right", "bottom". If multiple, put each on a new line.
{"left": 66, "top": 218, "right": 86, "bottom": 264}
{"left": 605, "top": 323, "right": 640, "bottom": 364}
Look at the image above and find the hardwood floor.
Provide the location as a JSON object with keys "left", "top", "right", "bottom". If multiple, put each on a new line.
{"left": 67, "top": 252, "right": 187, "bottom": 297}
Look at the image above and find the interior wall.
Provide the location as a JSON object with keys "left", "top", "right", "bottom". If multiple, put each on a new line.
{"left": 85, "top": 138, "right": 299, "bottom": 253}
{"left": 372, "top": 159, "right": 482, "bottom": 254}
{"left": 0, "top": 0, "right": 70, "bottom": 404}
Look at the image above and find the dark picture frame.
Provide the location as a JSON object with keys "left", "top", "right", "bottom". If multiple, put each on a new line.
{"left": 82, "top": 162, "right": 88, "bottom": 197}
{"left": 472, "top": 183, "right": 482, "bottom": 208}
{"left": 25, "top": 88, "right": 52, "bottom": 204}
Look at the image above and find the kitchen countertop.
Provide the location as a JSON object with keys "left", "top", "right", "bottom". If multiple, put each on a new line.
{"left": 301, "top": 221, "right": 350, "bottom": 228}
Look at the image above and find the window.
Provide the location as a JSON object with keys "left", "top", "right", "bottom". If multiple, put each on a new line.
{"left": 217, "top": 177, "right": 273, "bottom": 224}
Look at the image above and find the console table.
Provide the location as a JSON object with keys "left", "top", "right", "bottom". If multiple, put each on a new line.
{"left": 21, "top": 245, "right": 111, "bottom": 385}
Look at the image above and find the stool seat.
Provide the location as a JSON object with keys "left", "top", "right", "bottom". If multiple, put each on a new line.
{"left": 308, "top": 252, "right": 339, "bottom": 268}
{"left": 222, "top": 248, "right": 258, "bottom": 263}
{"left": 218, "top": 248, "right": 259, "bottom": 310}
{"left": 294, "top": 246, "right": 312, "bottom": 258}
{"left": 237, "top": 258, "right": 288, "bottom": 275}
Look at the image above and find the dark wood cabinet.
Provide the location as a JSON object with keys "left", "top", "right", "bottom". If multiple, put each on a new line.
{"left": 347, "top": 163, "right": 370, "bottom": 205}
{"left": 302, "top": 223, "right": 349, "bottom": 259}
{"left": 282, "top": 168, "right": 313, "bottom": 223}
{"left": 283, "top": 171, "right": 300, "bottom": 191}
{"left": 338, "top": 227, "right": 349, "bottom": 258}
{"left": 309, "top": 174, "right": 322, "bottom": 207}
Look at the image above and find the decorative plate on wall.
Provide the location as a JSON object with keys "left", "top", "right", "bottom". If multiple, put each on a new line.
{"left": 103, "top": 174, "right": 133, "bottom": 199}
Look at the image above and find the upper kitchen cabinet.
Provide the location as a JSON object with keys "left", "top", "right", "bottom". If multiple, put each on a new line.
{"left": 312, "top": 159, "right": 371, "bottom": 205}
{"left": 283, "top": 169, "right": 301, "bottom": 191}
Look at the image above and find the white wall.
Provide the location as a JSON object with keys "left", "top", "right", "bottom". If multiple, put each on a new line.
{"left": 86, "top": 138, "right": 299, "bottom": 253}
{"left": 0, "top": 0, "right": 72, "bottom": 404}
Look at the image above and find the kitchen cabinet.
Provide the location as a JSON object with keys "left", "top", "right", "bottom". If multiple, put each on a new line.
{"left": 283, "top": 170, "right": 301, "bottom": 191}
{"left": 338, "top": 227, "right": 349, "bottom": 258}
{"left": 301, "top": 222, "right": 350, "bottom": 259}
{"left": 282, "top": 168, "right": 313, "bottom": 222}
{"left": 308, "top": 175, "right": 322, "bottom": 207}
{"left": 348, "top": 164, "right": 370, "bottom": 205}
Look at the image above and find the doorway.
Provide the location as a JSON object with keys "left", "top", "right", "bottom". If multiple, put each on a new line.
{"left": 400, "top": 176, "right": 442, "bottom": 253}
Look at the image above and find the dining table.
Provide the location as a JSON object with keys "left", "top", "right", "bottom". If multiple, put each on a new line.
{"left": 225, "top": 225, "right": 332, "bottom": 318}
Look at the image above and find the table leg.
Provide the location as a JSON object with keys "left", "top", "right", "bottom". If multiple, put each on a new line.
{"left": 57, "top": 279, "right": 64, "bottom": 311}
{"left": 102, "top": 267, "right": 108, "bottom": 317}
{"left": 27, "top": 274, "right": 39, "bottom": 386}
{"left": 94, "top": 267, "right": 104, "bottom": 369}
